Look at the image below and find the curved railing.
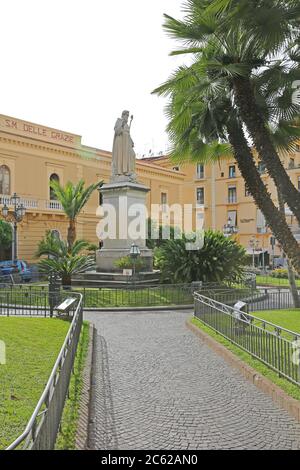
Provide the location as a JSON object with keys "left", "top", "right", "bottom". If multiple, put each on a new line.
{"left": 194, "top": 292, "right": 300, "bottom": 386}
{"left": 6, "top": 292, "right": 83, "bottom": 450}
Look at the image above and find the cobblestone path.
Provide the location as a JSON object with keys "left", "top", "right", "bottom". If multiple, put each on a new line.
{"left": 85, "top": 310, "right": 300, "bottom": 450}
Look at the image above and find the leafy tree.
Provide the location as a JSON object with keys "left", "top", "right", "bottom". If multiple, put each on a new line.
{"left": 36, "top": 231, "right": 95, "bottom": 287}
{"left": 146, "top": 219, "right": 180, "bottom": 249}
{"left": 156, "top": 230, "right": 248, "bottom": 284}
{"left": 50, "top": 179, "right": 103, "bottom": 250}
{"left": 0, "top": 220, "right": 12, "bottom": 260}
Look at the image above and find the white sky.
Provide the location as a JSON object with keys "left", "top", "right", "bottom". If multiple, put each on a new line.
{"left": 0, "top": 0, "right": 185, "bottom": 157}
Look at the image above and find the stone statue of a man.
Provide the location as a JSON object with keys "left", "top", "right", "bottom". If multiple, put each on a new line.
{"left": 111, "top": 110, "right": 136, "bottom": 181}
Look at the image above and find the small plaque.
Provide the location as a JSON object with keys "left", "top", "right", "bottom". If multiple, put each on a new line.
{"left": 56, "top": 298, "right": 77, "bottom": 312}
{"left": 123, "top": 269, "right": 133, "bottom": 276}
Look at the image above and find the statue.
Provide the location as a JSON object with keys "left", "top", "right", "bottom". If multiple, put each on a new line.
{"left": 111, "top": 110, "right": 136, "bottom": 181}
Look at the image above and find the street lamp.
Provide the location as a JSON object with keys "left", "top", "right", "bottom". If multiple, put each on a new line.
{"left": 249, "top": 237, "right": 259, "bottom": 269}
{"left": 130, "top": 242, "right": 141, "bottom": 283}
{"left": 223, "top": 217, "right": 238, "bottom": 237}
{"left": 1, "top": 193, "right": 26, "bottom": 260}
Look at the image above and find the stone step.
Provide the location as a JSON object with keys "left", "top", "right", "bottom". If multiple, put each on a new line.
{"left": 71, "top": 278, "right": 161, "bottom": 288}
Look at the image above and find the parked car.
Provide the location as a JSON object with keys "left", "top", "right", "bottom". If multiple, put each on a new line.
{"left": 0, "top": 260, "right": 32, "bottom": 282}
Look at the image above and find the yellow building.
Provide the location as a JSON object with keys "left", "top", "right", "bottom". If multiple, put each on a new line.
{"left": 0, "top": 113, "right": 299, "bottom": 264}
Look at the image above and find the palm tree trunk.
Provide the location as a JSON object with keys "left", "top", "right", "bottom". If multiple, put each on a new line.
{"left": 67, "top": 219, "right": 76, "bottom": 251}
{"left": 232, "top": 77, "right": 300, "bottom": 225}
{"left": 226, "top": 119, "right": 300, "bottom": 275}
{"left": 277, "top": 190, "right": 300, "bottom": 308}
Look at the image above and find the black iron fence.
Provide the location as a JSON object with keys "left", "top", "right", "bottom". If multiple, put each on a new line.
{"left": 194, "top": 293, "right": 300, "bottom": 386}
{"left": 210, "top": 288, "right": 297, "bottom": 313}
{"left": 6, "top": 292, "right": 83, "bottom": 450}
{"left": 0, "top": 281, "right": 257, "bottom": 310}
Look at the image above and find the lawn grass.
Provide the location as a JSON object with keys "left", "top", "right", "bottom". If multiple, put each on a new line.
{"left": 253, "top": 309, "right": 300, "bottom": 333}
{"left": 191, "top": 313, "right": 300, "bottom": 402}
{"left": 55, "top": 321, "right": 89, "bottom": 450}
{"left": 256, "top": 275, "right": 300, "bottom": 287}
{"left": 0, "top": 317, "right": 69, "bottom": 449}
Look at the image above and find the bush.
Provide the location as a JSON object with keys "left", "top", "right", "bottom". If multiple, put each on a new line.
{"left": 270, "top": 268, "right": 299, "bottom": 279}
{"left": 155, "top": 230, "right": 248, "bottom": 284}
{"left": 114, "top": 256, "right": 146, "bottom": 272}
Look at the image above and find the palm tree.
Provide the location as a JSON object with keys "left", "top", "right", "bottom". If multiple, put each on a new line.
{"left": 161, "top": 1, "right": 300, "bottom": 223}
{"left": 153, "top": 58, "right": 300, "bottom": 274}
{"left": 50, "top": 179, "right": 103, "bottom": 250}
{"left": 36, "top": 232, "right": 95, "bottom": 287}
{"left": 157, "top": 230, "right": 248, "bottom": 284}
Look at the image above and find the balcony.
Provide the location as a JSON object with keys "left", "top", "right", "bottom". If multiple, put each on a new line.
{"left": 0, "top": 195, "right": 63, "bottom": 212}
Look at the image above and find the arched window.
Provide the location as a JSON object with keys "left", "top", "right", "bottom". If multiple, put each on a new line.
{"left": 0, "top": 165, "right": 10, "bottom": 195}
{"left": 51, "top": 229, "right": 61, "bottom": 240}
{"left": 49, "top": 173, "right": 59, "bottom": 200}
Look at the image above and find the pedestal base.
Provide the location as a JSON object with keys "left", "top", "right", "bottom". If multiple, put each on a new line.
{"left": 96, "top": 247, "right": 153, "bottom": 273}
{"left": 96, "top": 180, "right": 153, "bottom": 273}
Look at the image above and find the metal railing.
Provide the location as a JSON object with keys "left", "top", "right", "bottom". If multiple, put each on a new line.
{"left": 0, "top": 287, "right": 52, "bottom": 316}
{"left": 0, "top": 280, "right": 259, "bottom": 310}
{"left": 210, "top": 288, "right": 297, "bottom": 313}
{"left": 6, "top": 292, "right": 83, "bottom": 450}
{"left": 194, "top": 292, "right": 300, "bottom": 386}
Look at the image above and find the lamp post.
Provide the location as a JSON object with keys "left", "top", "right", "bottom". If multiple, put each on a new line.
{"left": 129, "top": 242, "right": 141, "bottom": 284}
{"left": 1, "top": 193, "right": 26, "bottom": 260}
{"left": 223, "top": 217, "right": 238, "bottom": 238}
{"left": 249, "top": 237, "right": 259, "bottom": 269}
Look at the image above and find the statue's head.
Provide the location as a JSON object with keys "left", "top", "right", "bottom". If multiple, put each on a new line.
{"left": 121, "top": 110, "right": 130, "bottom": 120}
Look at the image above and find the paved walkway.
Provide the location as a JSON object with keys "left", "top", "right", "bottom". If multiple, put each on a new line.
{"left": 85, "top": 310, "right": 300, "bottom": 450}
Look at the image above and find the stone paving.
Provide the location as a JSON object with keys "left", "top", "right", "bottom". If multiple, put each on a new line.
{"left": 85, "top": 310, "right": 300, "bottom": 450}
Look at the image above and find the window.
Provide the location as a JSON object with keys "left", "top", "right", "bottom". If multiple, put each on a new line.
{"left": 0, "top": 165, "right": 10, "bottom": 195}
{"left": 227, "top": 210, "right": 237, "bottom": 227}
{"left": 257, "top": 209, "right": 267, "bottom": 233}
{"left": 49, "top": 173, "right": 59, "bottom": 200}
{"left": 229, "top": 165, "right": 236, "bottom": 178}
{"left": 99, "top": 192, "right": 103, "bottom": 206}
{"left": 196, "top": 163, "right": 204, "bottom": 179}
{"left": 257, "top": 161, "right": 266, "bottom": 174}
{"left": 196, "top": 187, "right": 204, "bottom": 205}
{"left": 289, "top": 158, "right": 295, "bottom": 169}
{"left": 51, "top": 229, "right": 61, "bottom": 240}
{"left": 172, "top": 166, "right": 180, "bottom": 172}
{"left": 245, "top": 185, "right": 251, "bottom": 197}
{"left": 298, "top": 176, "right": 300, "bottom": 191}
{"left": 228, "top": 186, "right": 237, "bottom": 203}
{"left": 161, "top": 192, "right": 167, "bottom": 212}
{"left": 296, "top": 144, "right": 300, "bottom": 152}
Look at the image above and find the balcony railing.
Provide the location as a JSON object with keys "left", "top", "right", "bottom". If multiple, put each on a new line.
{"left": 0, "top": 195, "right": 63, "bottom": 212}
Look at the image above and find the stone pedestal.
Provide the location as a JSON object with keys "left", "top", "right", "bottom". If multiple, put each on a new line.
{"left": 96, "top": 181, "right": 153, "bottom": 273}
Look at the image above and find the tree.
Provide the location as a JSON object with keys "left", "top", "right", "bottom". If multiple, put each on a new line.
{"left": 36, "top": 231, "right": 95, "bottom": 287}
{"left": 50, "top": 179, "right": 103, "bottom": 250}
{"left": 152, "top": 59, "right": 300, "bottom": 274}
{"left": 161, "top": 0, "right": 300, "bottom": 223}
{"left": 0, "top": 220, "right": 12, "bottom": 260}
{"left": 156, "top": 230, "right": 248, "bottom": 284}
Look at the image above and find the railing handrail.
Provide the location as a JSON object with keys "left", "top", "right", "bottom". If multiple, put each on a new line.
{"left": 6, "top": 292, "right": 83, "bottom": 450}
{"left": 194, "top": 292, "right": 300, "bottom": 340}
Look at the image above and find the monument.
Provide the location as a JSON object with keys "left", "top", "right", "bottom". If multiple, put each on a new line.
{"left": 96, "top": 110, "right": 153, "bottom": 274}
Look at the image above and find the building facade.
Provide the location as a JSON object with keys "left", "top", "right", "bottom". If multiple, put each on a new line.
{"left": 0, "top": 114, "right": 299, "bottom": 264}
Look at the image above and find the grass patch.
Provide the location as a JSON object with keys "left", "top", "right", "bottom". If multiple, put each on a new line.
{"left": 256, "top": 275, "right": 300, "bottom": 287}
{"left": 191, "top": 317, "right": 300, "bottom": 401}
{"left": 55, "top": 321, "right": 90, "bottom": 450}
{"left": 253, "top": 309, "right": 300, "bottom": 333}
{"left": 0, "top": 317, "right": 69, "bottom": 449}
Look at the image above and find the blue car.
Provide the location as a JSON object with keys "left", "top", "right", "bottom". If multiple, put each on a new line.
{"left": 0, "top": 260, "right": 32, "bottom": 282}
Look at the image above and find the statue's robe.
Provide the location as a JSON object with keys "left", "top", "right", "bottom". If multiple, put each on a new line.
{"left": 112, "top": 118, "right": 135, "bottom": 177}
